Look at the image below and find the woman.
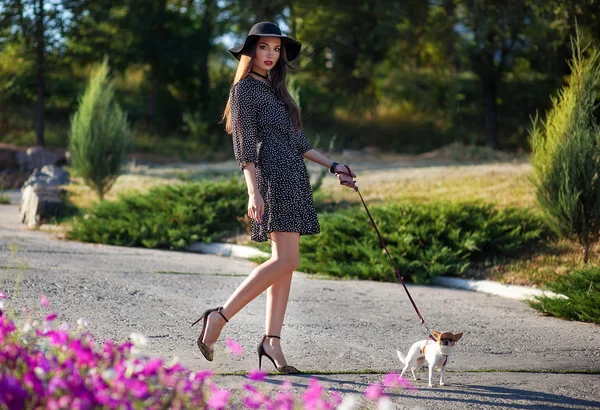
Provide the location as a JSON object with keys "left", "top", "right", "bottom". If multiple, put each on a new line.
{"left": 192, "top": 21, "right": 357, "bottom": 374}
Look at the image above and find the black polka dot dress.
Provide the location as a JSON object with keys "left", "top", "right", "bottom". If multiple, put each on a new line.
{"left": 230, "top": 75, "right": 320, "bottom": 242}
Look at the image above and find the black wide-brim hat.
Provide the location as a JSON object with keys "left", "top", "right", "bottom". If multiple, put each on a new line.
{"left": 228, "top": 22, "right": 302, "bottom": 62}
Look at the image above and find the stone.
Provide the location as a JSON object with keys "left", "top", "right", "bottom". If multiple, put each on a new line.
{"left": 19, "top": 166, "right": 70, "bottom": 229}
{"left": 20, "top": 184, "right": 63, "bottom": 229}
{"left": 22, "top": 165, "right": 70, "bottom": 188}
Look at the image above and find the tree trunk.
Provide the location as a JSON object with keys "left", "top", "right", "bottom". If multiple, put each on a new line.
{"left": 147, "top": 0, "right": 167, "bottom": 127}
{"left": 482, "top": 77, "right": 498, "bottom": 149}
{"left": 35, "top": 0, "right": 46, "bottom": 147}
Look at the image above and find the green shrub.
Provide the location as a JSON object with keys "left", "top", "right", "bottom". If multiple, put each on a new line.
{"left": 529, "top": 266, "right": 600, "bottom": 324}
{"left": 69, "top": 57, "right": 130, "bottom": 200}
{"left": 530, "top": 32, "right": 600, "bottom": 262}
{"left": 68, "top": 179, "right": 246, "bottom": 249}
{"left": 297, "top": 201, "right": 550, "bottom": 284}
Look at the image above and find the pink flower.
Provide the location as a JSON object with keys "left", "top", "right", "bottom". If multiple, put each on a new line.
{"left": 207, "top": 386, "right": 230, "bottom": 409}
{"left": 247, "top": 369, "right": 267, "bottom": 382}
{"left": 143, "top": 358, "right": 164, "bottom": 376}
{"left": 384, "top": 372, "right": 417, "bottom": 391}
{"left": 365, "top": 383, "right": 384, "bottom": 401}
{"left": 243, "top": 383, "right": 259, "bottom": 394}
{"left": 40, "top": 294, "right": 49, "bottom": 307}
{"left": 192, "top": 370, "right": 213, "bottom": 383}
{"left": 0, "top": 291, "right": 6, "bottom": 299}
{"left": 302, "top": 378, "right": 324, "bottom": 404}
{"left": 383, "top": 372, "right": 401, "bottom": 388}
{"left": 275, "top": 391, "right": 295, "bottom": 409}
{"left": 398, "top": 377, "right": 416, "bottom": 391}
{"left": 45, "top": 313, "right": 58, "bottom": 322}
{"left": 225, "top": 338, "right": 244, "bottom": 355}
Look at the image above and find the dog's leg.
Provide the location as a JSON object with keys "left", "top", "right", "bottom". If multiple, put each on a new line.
{"left": 410, "top": 367, "right": 417, "bottom": 381}
{"left": 400, "top": 363, "right": 410, "bottom": 380}
{"left": 439, "top": 363, "right": 447, "bottom": 386}
{"left": 428, "top": 363, "right": 434, "bottom": 388}
{"left": 413, "top": 357, "right": 425, "bottom": 381}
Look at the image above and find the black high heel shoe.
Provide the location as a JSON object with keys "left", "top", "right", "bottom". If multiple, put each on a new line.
{"left": 191, "top": 307, "right": 229, "bottom": 361}
{"left": 257, "top": 335, "right": 300, "bottom": 374}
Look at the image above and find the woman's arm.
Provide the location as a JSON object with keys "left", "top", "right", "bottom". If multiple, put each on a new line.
{"left": 242, "top": 162, "right": 264, "bottom": 223}
{"left": 302, "top": 149, "right": 357, "bottom": 188}
{"left": 302, "top": 149, "right": 339, "bottom": 172}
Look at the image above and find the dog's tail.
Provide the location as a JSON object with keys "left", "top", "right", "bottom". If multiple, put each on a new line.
{"left": 396, "top": 350, "right": 406, "bottom": 365}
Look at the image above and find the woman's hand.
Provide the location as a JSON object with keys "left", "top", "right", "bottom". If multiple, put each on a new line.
{"left": 335, "top": 164, "right": 357, "bottom": 190}
{"left": 248, "top": 193, "right": 264, "bottom": 224}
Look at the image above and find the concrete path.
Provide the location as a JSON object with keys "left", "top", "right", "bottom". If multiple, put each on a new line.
{"left": 0, "top": 203, "right": 599, "bottom": 409}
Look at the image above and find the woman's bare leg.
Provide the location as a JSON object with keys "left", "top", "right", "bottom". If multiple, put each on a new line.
{"left": 201, "top": 232, "right": 299, "bottom": 351}
{"left": 263, "top": 232, "right": 299, "bottom": 366}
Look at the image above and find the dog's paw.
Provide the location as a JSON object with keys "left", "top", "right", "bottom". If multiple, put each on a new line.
{"left": 439, "top": 382, "right": 445, "bottom": 387}
{"left": 428, "top": 383, "right": 433, "bottom": 388}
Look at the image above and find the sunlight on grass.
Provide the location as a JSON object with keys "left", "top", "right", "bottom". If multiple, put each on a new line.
{"left": 64, "top": 174, "right": 181, "bottom": 209}
{"left": 466, "top": 239, "right": 589, "bottom": 286}
{"left": 318, "top": 163, "right": 536, "bottom": 209}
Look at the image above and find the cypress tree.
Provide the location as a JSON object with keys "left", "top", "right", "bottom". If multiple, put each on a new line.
{"left": 530, "top": 31, "right": 600, "bottom": 262}
{"left": 69, "top": 57, "right": 129, "bottom": 200}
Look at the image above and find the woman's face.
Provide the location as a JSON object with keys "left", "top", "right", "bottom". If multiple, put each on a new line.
{"left": 252, "top": 36, "right": 281, "bottom": 73}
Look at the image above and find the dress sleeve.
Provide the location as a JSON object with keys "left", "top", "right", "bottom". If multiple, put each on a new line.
{"left": 295, "top": 128, "right": 313, "bottom": 156}
{"left": 230, "top": 82, "right": 258, "bottom": 170}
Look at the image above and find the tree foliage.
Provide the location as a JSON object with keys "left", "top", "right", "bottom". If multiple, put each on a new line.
{"left": 530, "top": 31, "right": 600, "bottom": 262}
{"left": 69, "top": 57, "right": 129, "bottom": 200}
{"left": 3, "top": 0, "right": 600, "bottom": 152}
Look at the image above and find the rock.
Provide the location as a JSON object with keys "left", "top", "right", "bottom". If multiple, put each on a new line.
{"left": 20, "top": 184, "right": 63, "bottom": 229}
{"left": 19, "top": 165, "right": 70, "bottom": 229}
{"left": 23, "top": 165, "right": 70, "bottom": 188}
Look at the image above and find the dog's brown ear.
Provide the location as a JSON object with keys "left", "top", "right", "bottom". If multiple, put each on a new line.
{"left": 453, "top": 332, "right": 463, "bottom": 342}
{"left": 431, "top": 330, "right": 441, "bottom": 339}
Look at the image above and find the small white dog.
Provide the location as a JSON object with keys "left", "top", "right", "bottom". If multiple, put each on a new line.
{"left": 396, "top": 330, "right": 463, "bottom": 387}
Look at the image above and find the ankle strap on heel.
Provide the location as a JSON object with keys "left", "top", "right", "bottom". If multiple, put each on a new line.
{"left": 217, "top": 307, "right": 229, "bottom": 323}
{"left": 264, "top": 334, "right": 280, "bottom": 339}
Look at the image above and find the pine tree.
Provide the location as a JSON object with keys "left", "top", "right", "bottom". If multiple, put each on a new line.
{"left": 530, "top": 30, "right": 600, "bottom": 262}
{"left": 69, "top": 57, "right": 129, "bottom": 200}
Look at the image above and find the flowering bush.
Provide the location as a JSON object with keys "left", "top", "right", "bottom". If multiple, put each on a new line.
{"left": 0, "top": 293, "right": 414, "bottom": 409}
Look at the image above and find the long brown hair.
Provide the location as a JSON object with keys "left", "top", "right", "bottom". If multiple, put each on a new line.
{"left": 223, "top": 38, "right": 302, "bottom": 134}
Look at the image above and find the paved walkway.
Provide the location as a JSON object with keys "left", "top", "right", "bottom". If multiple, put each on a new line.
{"left": 0, "top": 203, "right": 599, "bottom": 409}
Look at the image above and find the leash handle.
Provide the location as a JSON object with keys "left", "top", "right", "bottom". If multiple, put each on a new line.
{"left": 335, "top": 165, "right": 358, "bottom": 191}
{"left": 336, "top": 165, "right": 429, "bottom": 331}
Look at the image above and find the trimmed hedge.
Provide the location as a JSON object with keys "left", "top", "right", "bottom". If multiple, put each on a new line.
{"left": 297, "top": 202, "right": 551, "bottom": 284}
{"left": 68, "top": 179, "right": 246, "bottom": 249}
{"left": 529, "top": 266, "right": 600, "bottom": 324}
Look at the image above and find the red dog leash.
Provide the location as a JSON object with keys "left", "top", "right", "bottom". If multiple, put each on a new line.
{"left": 336, "top": 165, "right": 431, "bottom": 335}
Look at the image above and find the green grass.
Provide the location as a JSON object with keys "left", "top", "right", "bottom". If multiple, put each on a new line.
{"left": 529, "top": 265, "right": 600, "bottom": 324}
